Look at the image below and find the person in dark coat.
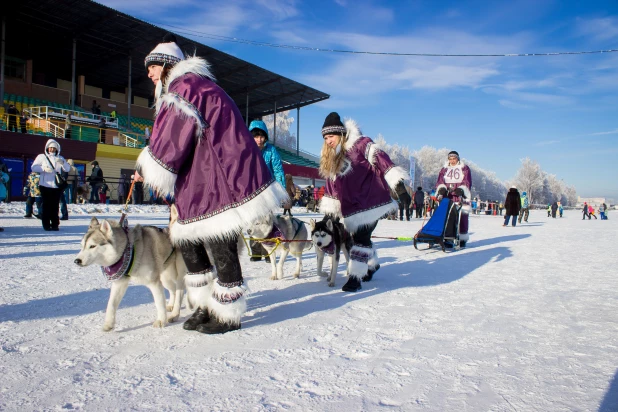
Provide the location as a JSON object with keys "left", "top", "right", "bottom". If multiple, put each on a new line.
{"left": 503, "top": 186, "right": 521, "bottom": 227}
{"left": 135, "top": 34, "right": 287, "bottom": 334}
{"left": 86, "top": 161, "right": 103, "bottom": 203}
{"left": 413, "top": 186, "right": 424, "bottom": 218}
{"left": 395, "top": 181, "right": 411, "bottom": 221}
{"left": 551, "top": 201, "right": 558, "bottom": 218}
{"left": 319, "top": 112, "right": 409, "bottom": 292}
{"left": 7, "top": 104, "right": 19, "bottom": 132}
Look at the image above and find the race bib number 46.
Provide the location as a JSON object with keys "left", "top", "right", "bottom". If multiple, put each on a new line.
{"left": 444, "top": 166, "right": 464, "bottom": 184}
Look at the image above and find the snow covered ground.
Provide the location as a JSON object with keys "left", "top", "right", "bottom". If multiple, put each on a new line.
{"left": 1, "top": 203, "right": 617, "bottom": 411}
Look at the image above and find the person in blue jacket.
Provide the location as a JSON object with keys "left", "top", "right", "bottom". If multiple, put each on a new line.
{"left": 249, "top": 120, "right": 285, "bottom": 188}
{"left": 248, "top": 119, "right": 286, "bottom": 262}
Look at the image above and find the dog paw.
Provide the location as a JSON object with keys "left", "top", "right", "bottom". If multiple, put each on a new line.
{"left": 167, "top": 314, "right": 179, "bottom": 323}
{"left": 293, "top": 272, "right": 300, "bottom": 278}
{"left": 152, "top": 320, "right": 167, "bottom": 328}
{"left": 102, "top": 324, "right": 114, "bottom": 332}
{"left": 328, "top": 282, "right": 335, "bottom": 287}
{"left": 269, "top": 274, "right": 277, "bottom": 280}
{"left": 166, "top": 305, "right": 174, "bottom": 311}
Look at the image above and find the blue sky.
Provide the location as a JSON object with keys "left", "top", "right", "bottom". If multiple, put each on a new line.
{"left": 99, "top": 0, "right": 618, "bottom": 200}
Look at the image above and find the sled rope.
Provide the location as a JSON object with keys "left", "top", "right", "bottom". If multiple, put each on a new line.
{"left": 371, "top": 235, "right": 413, "bottom": 241}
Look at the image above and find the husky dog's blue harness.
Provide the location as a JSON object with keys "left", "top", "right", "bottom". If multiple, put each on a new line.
{"left": 101, "top": 217, "right": 135, "bottom": 281}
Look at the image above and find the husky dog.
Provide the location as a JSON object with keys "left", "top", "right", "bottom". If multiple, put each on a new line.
{"left": 246, "top": 214, "right": 310, "bottom": 280}
{"left": 310, "top": 216, "right": 352, "bottom": 287}
{"left": 74, "top": 217, "right": 187, "bottom": 331}
{"left": 75, "top": 184, "right": 90, "bottom": 204}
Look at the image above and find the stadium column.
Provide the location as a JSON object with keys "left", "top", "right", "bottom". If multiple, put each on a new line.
{"left": 296, "top": 107, "right": 300, "bottom": 156}
{"left": 127, "top": 55, "right": 132, "bottom": 130}
{"left": 0, "top": 17, "right": 4, "bottom": 102}
{"left": 273, "top": 100, "right": 277, "bottom": 145}
{"left": 71, "top": 38, "right": 76, "bottom": 111}
{"left": 245, "top": 91, "right": 249, "bottom": 126}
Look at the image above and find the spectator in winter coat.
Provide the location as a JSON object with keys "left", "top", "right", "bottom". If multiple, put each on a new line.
{"left": 599, "top": 203, "right": 607, "bottom": 220}
{"left": 518, "top": 191, "right": 529, "bottom": 223}
{"left": 7, "top": 104, "right": 19, "bottom": 132}
{"left": 65, "top": 159, "right": 79, "bottom": 204}
{"left": 118, "top": 174, "right": 127, "bottom": 205}
{"left": 588, "top": 205, "right": 597, "bottom": 219}
{"left": 249, "top": 120, "right": 285, "bottom": 188}
{"left": 23, "top": 172, "right": 42, "bottom": 219}
{"left": 394, "top": 181, "right": 411, "bottom": 221}
{"left": 319, "top": 112, "right": 409, "bottom": 292}
{"left": 558, "top": 202, "right": 564, "bottom": 218}
{"left": 582, "top": 202, "right": 590, "bottom": 220}
{"left": 413, "top": 187, "right": 424, "bottom": 218}
{"left": 87, "top": 161, "right": 104, "bottom": 203}
{"left": 547, "top": 204, "right": 551, "bottom": 217}
{"left": 503, "top": 186, "right": 521, "bottom": 227}
{"left": 30, "top": 139, "right": 71, "bottom": 231}
{"left": 551, "top": 201, "right": 558, "bottom": 218}
{"left": 0, "top": 170, "right": 7, "bottom": 231}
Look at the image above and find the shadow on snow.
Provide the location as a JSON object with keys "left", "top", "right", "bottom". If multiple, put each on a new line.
{"left": 599, "top": 369, "right": 618, "bottom": 412}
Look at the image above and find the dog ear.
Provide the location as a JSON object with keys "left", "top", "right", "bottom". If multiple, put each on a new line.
{"left": 326, "top": 218, "right": 333, "bottom": 232}
{"left": 89, "top": 217, "right": 99, "bottom": 228}
{"left": 309, "top": 219, "right": 316, "bottom": 230}
{"left": 101, "top": 220, "right": 113, "bottom": 237}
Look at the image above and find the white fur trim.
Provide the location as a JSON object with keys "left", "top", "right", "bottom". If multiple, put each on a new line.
{"left": 157, "top": 93, "right": 206, "bottom": 138}
{"left": 343, "top": 118, "right": 362, "bottom": 152}
{"left": 443, "top": 159, "right": 466, "bottom": 167}
{"left": 460, "top": 185, "right": 471, "bottom": 200}
{"left": 461, "top": 204, "right": 471, "bottom": 214}
{"left": 185, "top": 268, "right": 217, "bottom": 288}
{"left": 156, "top": 56, "right": 216, "bottom": 112}
{"left": 136, "top": 147, "right": 177, "bottom": 198}
{"left": 209, "top": 282, "right": 248, "bottom": 325}
{"left": 459, "top": 233, "right": 469, "bottom": 242}
{"left": 367, "top": 143, "right": 379, "bottom": 166}
{"left": 384, "top": 166, "right": 410, "bottom": 190}
{"left": 343, "top": 200, "right": 398, "bottom": 234}
{"left": 348, "top": 245, "right": 372, "bottom": 279}
{"left": 368, "top": 248, "right": 379, "bottom": 270}
{"left": 187, "top": 280, "right": 214, "bottom": 311}
{"left": 320, "top": 196, "right": 342, "bottom": 218}
{"left": 170, "top": 182, "right": 288, "bottom": 244}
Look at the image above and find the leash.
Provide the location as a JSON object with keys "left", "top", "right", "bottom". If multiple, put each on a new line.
{"left": 371, "top": 235, "right": 413, "bottom": 241}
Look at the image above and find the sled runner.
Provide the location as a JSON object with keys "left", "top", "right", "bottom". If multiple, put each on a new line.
{"left": 413, "top": 198, "right": 461, "bottom": 252}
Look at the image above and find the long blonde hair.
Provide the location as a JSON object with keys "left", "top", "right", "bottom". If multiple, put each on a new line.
{"left": 319, "top": 134, "right": 348, "bottom": 179}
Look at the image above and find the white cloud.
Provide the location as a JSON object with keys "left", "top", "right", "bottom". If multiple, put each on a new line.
{"left": 498, "top": 100, "right": 532, "bottom": 109}
{"left": 534, "top": 140, "right": 560, "bottom": 146}
{"left": 589, "top": 129, "right": 618, "bottom": 136}
{"left": 575, "top": 16, "right": 618, "bottom": 42}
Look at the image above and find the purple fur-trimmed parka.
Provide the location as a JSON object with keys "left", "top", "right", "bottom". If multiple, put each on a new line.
{"left": 319, "top": 119, "right": 410, "bottom": 234}
{"left": 136, "top": 56, "right": 288, "bottom": 244}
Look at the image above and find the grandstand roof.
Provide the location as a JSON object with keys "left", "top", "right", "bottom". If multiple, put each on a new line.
{"left": 5, "top": 0, "right": 329, "bottom": 119}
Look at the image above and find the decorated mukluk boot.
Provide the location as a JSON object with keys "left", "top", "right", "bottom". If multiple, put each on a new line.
{"left": 195, "top": 238, "right": 246, "bottom": 334}
{"left": 363, "top": 248, "right": 380, "bottom": 282}
{"left": 343, "top": 244, "right": 373, "bottom": 292}
{"left": 183, "top": 267, "right": 216, "bottom": 330}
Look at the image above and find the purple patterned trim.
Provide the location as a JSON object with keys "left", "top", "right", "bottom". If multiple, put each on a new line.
{"left": 263, "top": 225, "right": 283, "bottom": 247}
{"left": 145, "top": 53, "right": 182, "bottom": 67}
{"left": 147, "top": 147, "right": 178, "bottom": 174}
{"left": 100, "top": 228, "right": 134, "bottom": 281}
{"left": 188, "top": 267, "right": 214, "bottom": 275}
{"left": 178, "top": 179, "right": 276, "bottom": 225}
{"left": 350, "top": 246, "right": 371, "bottom": 263}
{"left": 168, "top": 92, "right": 209, "bottom": 135}
{"left": 217, "top": 279, "right": 244, "bottom": 288}
{"left": 215, "top": 292, "right": 244, "bottom": 305}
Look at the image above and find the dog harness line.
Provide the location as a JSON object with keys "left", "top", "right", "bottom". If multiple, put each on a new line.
{"left": 100, "top": 219, "right": 135, "bottom": 281}
{"left": 263, "top": 217, "right": 305, "bottom": 247}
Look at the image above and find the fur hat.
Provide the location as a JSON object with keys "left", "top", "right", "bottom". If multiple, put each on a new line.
{"left": 145, "top": 33, "right": 184, "bottom": 68}
{"left": 321, "top": 112, "right": 346, "bottom": 137}
{"left": 448, "top": 150, "right": 459, "bottom": 159}
{"left": 249, "top": 120, "right": 269, "bottom": 140}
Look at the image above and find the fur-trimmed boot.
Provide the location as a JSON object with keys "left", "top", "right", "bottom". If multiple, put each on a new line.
{"left": 196, "top": 279, "right": 246, "bottom": 334}
{"left": 183, "top": 268, "right": 216, "bottom": 330}
{"left": 343, "top": 245, "right": 372, "bottom": 292}
{"left": 363, "top": 249, "right": 379, "bottom": 282}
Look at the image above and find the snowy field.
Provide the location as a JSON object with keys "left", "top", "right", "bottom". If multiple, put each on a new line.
{"left": 1, "top": 203, "right": 617, "bottom": 411}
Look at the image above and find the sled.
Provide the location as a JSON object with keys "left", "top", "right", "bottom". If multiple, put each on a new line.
{"left": 413, "top": 198, "right": 461, "bottom": 252}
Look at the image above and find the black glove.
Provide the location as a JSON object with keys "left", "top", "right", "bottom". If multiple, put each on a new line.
{"left": 455, "top": 187, "right": 466, "bottom": 198}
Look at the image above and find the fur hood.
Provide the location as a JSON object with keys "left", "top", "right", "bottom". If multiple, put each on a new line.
{"left": 343, "top": 118, "right": 363, "bottom": 152}
{"left": 155, "top": 56, "right": 216, "bottom": 112}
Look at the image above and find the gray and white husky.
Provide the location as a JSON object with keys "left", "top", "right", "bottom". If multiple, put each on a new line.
{"left": 310, "top": 216, "right": 352, "bottom": 287}
{"left": 74, "top": 217, "right": 187, "bottom": 331}
{"left": 246, "top": 214, "right": 311, "bottom": 280}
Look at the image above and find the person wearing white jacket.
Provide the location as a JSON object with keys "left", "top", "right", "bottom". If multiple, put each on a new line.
{"left": 31, "top": 139, "right": 71, "bottom": 231}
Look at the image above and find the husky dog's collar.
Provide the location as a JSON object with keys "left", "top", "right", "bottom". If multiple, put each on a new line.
{"left": 316, "top": 240, "right": 336, "bottom": 256}
{"left": 101, "top": 221, "right": 135, "bottom": 281}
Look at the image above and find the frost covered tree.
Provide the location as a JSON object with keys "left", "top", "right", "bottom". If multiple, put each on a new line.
{"left": 564, "top": 185, "right": 578, "bottom": 206}
{"left": 262, "top": 110, "right": 296, "bottom": 149}
{"left": 512, "top": 158, "right": 544, "bottom": 205}
{"left": 545, "top": 174, "right": 565, "bottom": 203}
